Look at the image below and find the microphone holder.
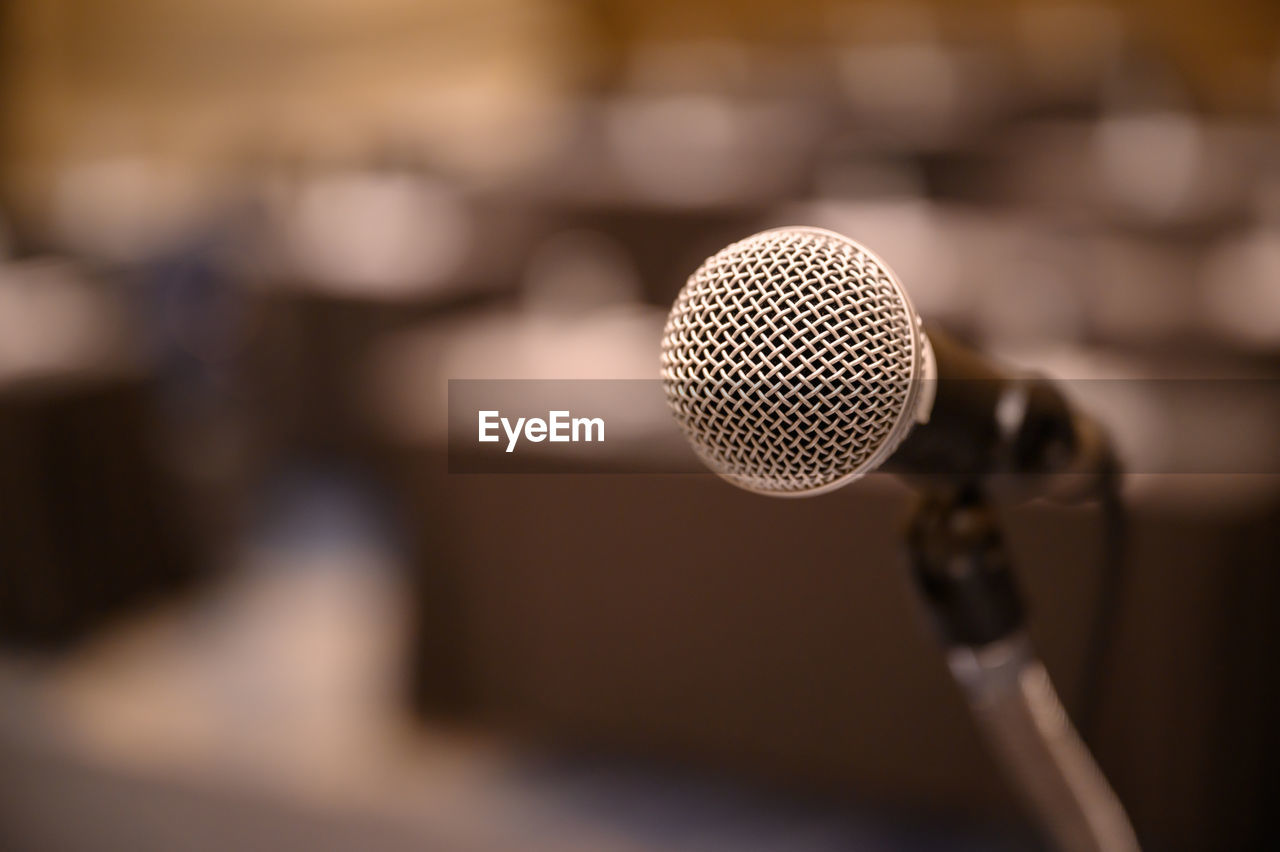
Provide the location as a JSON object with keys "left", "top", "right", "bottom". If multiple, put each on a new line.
{"left": 906, "top": 487, "right": 1140, "bottom": 852}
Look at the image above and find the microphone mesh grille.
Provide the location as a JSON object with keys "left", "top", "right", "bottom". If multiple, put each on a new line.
{"left": 660, "top": 227, "right": 924, "bottom": 495}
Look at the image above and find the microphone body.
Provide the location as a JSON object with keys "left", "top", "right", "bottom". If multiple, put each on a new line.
{"left": 886, "top": 325, "right": 1114, "bottom": 501}
{"left": 660, "top": 226, "right": 1113, "bottom": 500}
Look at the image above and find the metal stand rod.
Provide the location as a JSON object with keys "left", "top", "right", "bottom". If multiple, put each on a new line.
{"left": 908, "top": 490, "right": 1140, "bottom": 852}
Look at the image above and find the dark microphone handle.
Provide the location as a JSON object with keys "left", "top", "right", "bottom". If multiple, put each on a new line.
{"left": 888, "top": 325, "right": 1106, "bottom": 499}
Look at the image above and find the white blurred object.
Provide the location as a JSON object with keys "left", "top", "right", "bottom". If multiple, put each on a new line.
{"left": 368, "top": 306, "right": 668, "bottom": 448}
{"left": 1202, "top": 227, "right": 1280, "bottom": 348}
{"left": 275, "top": 171, "right": 472, "bottom": 299}
{"left": 407, "top": 308, "right": 661, "bottom": 384}
{"left": 1094, "top": 110, "right": 1203, "bottom": 222}
{"left": 1003, "top": 118, "right": 1257, "bottom": 225}
{"left": 0, "top": 259, "right": 134, "bottom": 388}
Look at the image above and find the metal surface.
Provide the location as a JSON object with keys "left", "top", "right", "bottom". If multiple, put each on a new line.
{"left": 660, "top": 227, "right": 931, "bottom": 495}
{"left": 949, "top": 635, "right": 1141, "bottom": 852}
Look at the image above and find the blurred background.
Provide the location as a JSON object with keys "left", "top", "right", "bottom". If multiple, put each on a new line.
{"left": 2, "top": 1, "right": 1279, "bottom": 849}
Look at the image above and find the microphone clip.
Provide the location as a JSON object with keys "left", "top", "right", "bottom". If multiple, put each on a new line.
{"left": 906, "top": 487, "right": 1026, "bottom": 648}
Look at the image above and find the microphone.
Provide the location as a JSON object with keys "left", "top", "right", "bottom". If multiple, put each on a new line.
{"left": 660, "top": 227, "right": 1142, "bottom": 852}
{"left": 659, "top": 226, "right": 1114, "bottom": 499}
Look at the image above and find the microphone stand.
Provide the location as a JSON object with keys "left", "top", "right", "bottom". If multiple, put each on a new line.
{"left": 906, "top": 488, "right": 1140, "bottom": 852}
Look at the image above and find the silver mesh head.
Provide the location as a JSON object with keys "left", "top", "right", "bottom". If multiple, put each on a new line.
{"left": 660, "top": 227, "right": 929, "bottom": 496}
